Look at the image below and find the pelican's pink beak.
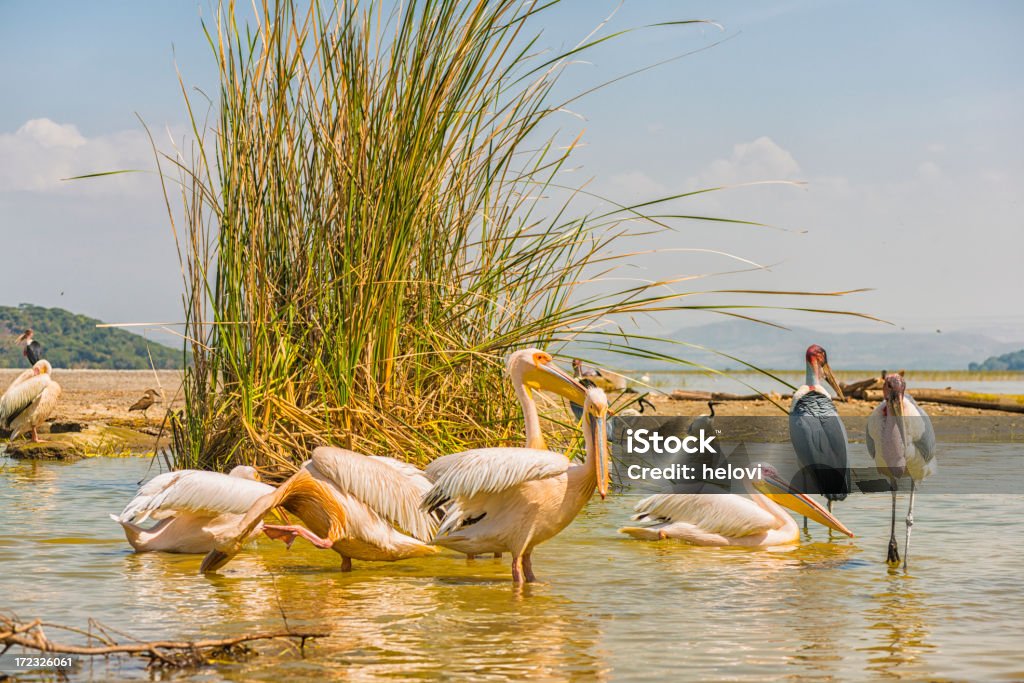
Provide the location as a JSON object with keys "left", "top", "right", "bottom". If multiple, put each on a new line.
{"left": 754, "top": 470, "right": 854, "bottom": 537}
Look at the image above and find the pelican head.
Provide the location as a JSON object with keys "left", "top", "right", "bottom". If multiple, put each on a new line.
{"left": 32, "top": 359, "right": 52, "bottom": 376}
{"left": 753, "top": 464, "right": 854, "bottom": 537}
{"left": 507, "top": 348, "right": 587, "bottom": 406}
{"left": 806, "top": 344, "right": 844, "bottom": 400}
{"left": 582, "top": 386, "right": 610, "bottom": 499}
{"left": 228, "top": 465, "right": 261, "bottom": 482}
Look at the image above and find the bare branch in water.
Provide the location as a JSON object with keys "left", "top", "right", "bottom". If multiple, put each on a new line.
{"left": 0, "top": 613, "right": 328, "bottom": 670}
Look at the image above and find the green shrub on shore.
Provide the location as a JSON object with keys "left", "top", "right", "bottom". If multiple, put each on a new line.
{"left": 161, "top": 0, "right": 858, "bottom": 473}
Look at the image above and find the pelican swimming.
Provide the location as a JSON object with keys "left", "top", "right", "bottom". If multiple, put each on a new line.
{"left": 0, "top": 359, "right": 61, "bottom": 442}
{"left": 108, "top": 466, "right": 323, "bottom": 554}
{"left": 619, "top": 464, "right": 854, "bottom": 546}
{"left": 789, "top": 345, "right": 850, "bottom": 515}
{"left": 867, "top": 373, "right": 936, "bottom": 568}
{"left": 201, "top": 447, "right": 440, "bottom": 573}
{"left": 423, "top": 385, "right": 609, "bottom": 584}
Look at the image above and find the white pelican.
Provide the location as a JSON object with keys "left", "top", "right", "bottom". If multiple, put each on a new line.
{"left": 201, "top": 447, "right": 440, "bottom": 573}
{"left": 422, "top": 385, "right": 609, "bottom": 584}
{"left": 16, "top": 329, "right": 43, "bottom": 366}
{"left": 508, "top": 348, "right": 590, "bottom": 448}
{"left": 867, "top": 373, "right": 936, "bottom": 568}
{"left": 109, "top": 466, "right": 320, "bottom": 554}
{"left": 619, "top": 464, "right": 854, "bottom": 546}
{"left": 0, "top": 359, "right": 61, "bottom": 442}
{"left": 789, "top": 344, "right": 850, "bottom": 515}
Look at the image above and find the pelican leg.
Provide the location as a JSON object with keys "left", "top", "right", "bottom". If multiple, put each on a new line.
{"left": 30, "top": 427, "right": 45, "bottom": 443}
{"left": 903, "top": 480, "right": 916, "bottom": 570}
{"left": 263, "top": 524, "right": 334, "bottom": 549}
{"left": 340, "top": 556, "right": 352, "bottom": 572}
{"left": 886, "top": 485, "right": 900, "bottom": 566}
{"left": 511, "top": 555, "right": 523, "bottom": 584}
{"left": 522, "top": 553, "right": 537, "bottom": 583}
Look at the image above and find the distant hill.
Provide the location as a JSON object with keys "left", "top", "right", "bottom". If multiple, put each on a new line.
{"left": 572, "top": 320, "right": 1024, "bottom": 371}
{"left": 1, "top": 304, "right": 183, "bottom": 369}
{"left": 969, "top": 349, "right": 1024, "bottom": 371}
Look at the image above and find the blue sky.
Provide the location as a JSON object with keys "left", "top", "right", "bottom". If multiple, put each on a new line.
{"left": 1, "top": 0, "right": 1021, "bottom": 345}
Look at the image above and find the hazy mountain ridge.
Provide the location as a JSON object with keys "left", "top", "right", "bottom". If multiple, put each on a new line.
{"left": 1, "top": 304, "right": 183, "bottom": 369}
{"left": 573, "top": 320, "right": 1024, "bottom": 371}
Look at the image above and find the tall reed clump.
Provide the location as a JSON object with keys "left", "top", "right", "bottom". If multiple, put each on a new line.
{"left": 161, "top": 0, "right": 855, "bottom": 473}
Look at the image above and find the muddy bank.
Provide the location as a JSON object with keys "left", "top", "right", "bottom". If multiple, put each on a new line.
{"left": 0, "top": 369, "right": 182, "bottom": 459}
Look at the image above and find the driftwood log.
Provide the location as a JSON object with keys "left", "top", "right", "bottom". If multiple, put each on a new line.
{"left": 668, "top": 373, "right": 1024, "bottom": 414}
{"left": 0, "top": 614, "right": 328, "bottom": 670}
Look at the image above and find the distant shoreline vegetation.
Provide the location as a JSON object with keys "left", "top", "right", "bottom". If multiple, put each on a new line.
{"left": 1, "top": 304, "right": 183, "bottom": 369}
{"left": 969, "top": 350, "right": 1024, "bottom": 372}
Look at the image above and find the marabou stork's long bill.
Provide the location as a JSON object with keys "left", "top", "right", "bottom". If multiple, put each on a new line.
{"left": 788, "top": 345, "right": 850, "bottom": 516}
{"left": 867, "top": 373, "right": 936, "bottom": 569}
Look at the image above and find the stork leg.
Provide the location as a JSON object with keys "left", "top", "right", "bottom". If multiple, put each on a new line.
{"left": 886, "top": 485, "right": 900, "bottom": 566}
{"left": 903, "top": 479, "right": 916, "bottom": 570}
{"left": 511, "top": 555, "right": 523, "bottom": 584}
{"left": 827, "top": 500, "right": 835, "bottom": 538}
{"left": 340, "top": 555, "right": 352, "bottom": 572}
{"left": 522, "top": 553, "right": 537, "bottom": 583}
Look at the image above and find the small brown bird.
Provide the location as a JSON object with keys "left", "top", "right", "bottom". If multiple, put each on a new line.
{"left": 128, "top": 389, "right": 161, "bottom": 418}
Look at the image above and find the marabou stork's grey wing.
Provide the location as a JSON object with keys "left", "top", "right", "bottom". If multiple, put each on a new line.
{"left": 906, "top": 395, "right": 937, "bottom": 464}
{"left": 789, "top": 394, "right": 850, "bottom": 500}
{"left": 26, "top": 341, "right": 43, "bottom": 365}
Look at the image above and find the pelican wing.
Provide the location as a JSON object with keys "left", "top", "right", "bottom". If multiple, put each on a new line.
{"left": 0, "top": 374, "right": 51, "bottom": 427}
{"left": 423, "top": 447, "right": 570, "bottom": 512}
{"left": 631, "top": 493, "right": 778, "bottom": 538}
{"left": 116, "top": 470, "right": 274, "bottom": 523}
{"left": 309, "top": 447, "right": 436, "bottom": 542}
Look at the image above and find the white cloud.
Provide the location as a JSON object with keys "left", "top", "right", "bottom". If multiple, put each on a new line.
{"left": 0, "top": 118, "right": 155, "bottom": 193}
{"left": 694, "top": 136, "right": 802, "bottom": 187}
{"left": 608, "top": 169, "right": 668, "bottom": 199}
{"left": 917, "top": 160, "right": 942, "bottom": 182}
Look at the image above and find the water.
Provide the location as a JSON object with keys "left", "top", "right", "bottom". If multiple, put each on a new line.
{"left": 2, "top": 454, "right": 1023, "bottom": 681}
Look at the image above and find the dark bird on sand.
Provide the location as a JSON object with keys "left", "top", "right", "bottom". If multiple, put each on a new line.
{"left": 129, "top": 389, "right": 161, "bottom": 418}
{"left": 16, "top": 330, "right": 43, "bottom": 366}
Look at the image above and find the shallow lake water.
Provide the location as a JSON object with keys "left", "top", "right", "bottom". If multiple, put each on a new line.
{"left": 1, "top": 452, "right": 1022, "bottom": 681}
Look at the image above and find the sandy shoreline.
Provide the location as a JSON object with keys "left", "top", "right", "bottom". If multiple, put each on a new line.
{"left": 1, "top": 369, "right": 1021, "bottom": 458}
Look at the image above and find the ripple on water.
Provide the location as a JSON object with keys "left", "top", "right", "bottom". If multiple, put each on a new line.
{"left": 1, "top": 453, "right": 1023, "bottom": 681}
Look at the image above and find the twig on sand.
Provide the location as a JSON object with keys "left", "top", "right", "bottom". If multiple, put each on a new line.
{"left": 0, "top": 613, "right": 329, "bottom": 669}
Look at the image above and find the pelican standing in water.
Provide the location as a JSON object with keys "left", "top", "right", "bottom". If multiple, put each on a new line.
{"left": 619, "top": 464, "right": 853, "bottom": 546}
{"left": 0, "top": 360, "right": 61, "bottom": 442}
{"left": 109, "top": 466, "right": 322, "bottom": 553}
{"left": 789, "top": 345, "right": 850, "bottom": 517}
{"left": 423, "top": 385, "right": 608, "bottom": 584}
{"left": 202, "top": 447, "right": 440, "bottom": 573}
{"left": 867, "top": 373, "right": 936, "bottom": 568}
